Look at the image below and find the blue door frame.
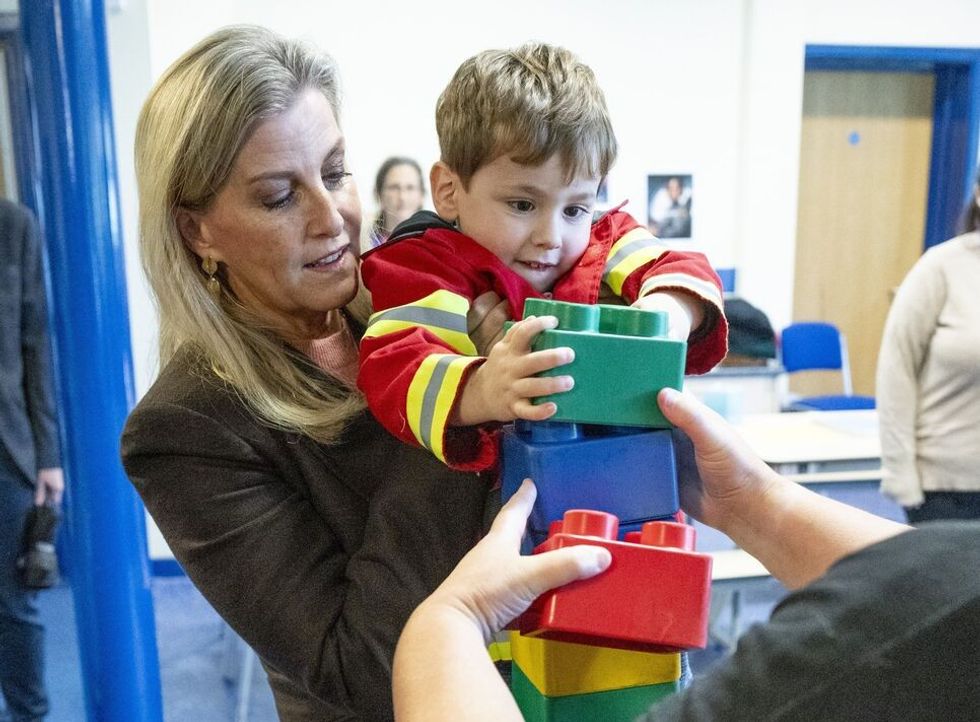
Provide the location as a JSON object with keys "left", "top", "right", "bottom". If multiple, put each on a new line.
{"left": 806, "top": 45, "right": 980, "bottom": 250}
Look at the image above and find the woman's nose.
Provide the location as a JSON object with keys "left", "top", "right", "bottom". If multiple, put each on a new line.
{"left": 310, "top": 188, "right": 345, "bottom": 237}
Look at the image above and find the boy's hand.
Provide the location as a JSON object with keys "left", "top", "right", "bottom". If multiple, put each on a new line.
{"left": 633, "top": 290, "right": 703, "bottom": 341}
{"left": 452, "top": 315, "right": 574, "bottom": 426}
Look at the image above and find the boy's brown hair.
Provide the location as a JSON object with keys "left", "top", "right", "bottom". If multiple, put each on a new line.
{"left": 435, "top": 42, "right": 618, "bottom": 187}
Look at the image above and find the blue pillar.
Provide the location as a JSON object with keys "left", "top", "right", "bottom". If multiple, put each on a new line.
{"left": 20, "top": 2, "right": 164, "bottom": 720}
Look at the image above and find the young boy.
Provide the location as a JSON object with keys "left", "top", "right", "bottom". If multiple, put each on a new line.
{"left": 358, "top": 43, "right": 728, "bottom": 471}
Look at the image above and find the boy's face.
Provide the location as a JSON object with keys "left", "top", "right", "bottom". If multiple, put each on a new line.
{"left": 452, "top": 154, "right": 598, "bottom": 292}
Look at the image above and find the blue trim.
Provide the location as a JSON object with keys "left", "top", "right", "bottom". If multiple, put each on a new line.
{"left": 21, "top": 1, "right": 164, "bottom": 720}
{"left": 714, "top": 267, "right": 736, "bottom": 294}
{"left": 806, "top": 44, "right": 980, "bottom": 71}
{"left": 805, "top": 45, "right": 980, "bottom": 251}
{"left": 151, "top": 558, "right": 187, "bottom": 577}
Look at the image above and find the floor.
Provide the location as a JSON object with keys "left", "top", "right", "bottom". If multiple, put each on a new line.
{"left": 20, "top": 575, "right": 784, "bottom": 721}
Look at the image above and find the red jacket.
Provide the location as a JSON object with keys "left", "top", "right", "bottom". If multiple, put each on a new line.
{"left": 359, "top": 209, "right": 727, "bottom": 470}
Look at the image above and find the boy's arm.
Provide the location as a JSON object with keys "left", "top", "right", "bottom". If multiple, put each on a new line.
{"left": 359, "top": 241, "right": 495, "bottom": 470}
{"left": 597, "top": 210, "right": 727, "bottom": 374}
{"left": 359, "top": 240, "right": 572, "bottom": 469}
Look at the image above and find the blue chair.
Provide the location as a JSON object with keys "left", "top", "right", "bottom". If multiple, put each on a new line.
{"left": 779, "top": 322, "right": 875, "bottom": 411}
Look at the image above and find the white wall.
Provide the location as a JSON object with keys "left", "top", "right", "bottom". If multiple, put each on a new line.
{"left": 104, "top": 1, "right": 980, "bottom": 559}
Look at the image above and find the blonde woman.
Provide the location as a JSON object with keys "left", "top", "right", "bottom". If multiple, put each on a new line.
{"left": 121, "top": 26, "right": 489, "bottom": 721}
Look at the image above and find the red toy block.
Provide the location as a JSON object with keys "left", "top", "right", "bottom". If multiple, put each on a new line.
{"left": 515, "top": 510, "right": 711, "bottom": 653}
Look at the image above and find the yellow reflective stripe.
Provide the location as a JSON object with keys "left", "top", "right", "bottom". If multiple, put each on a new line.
{"left": 364, "top": 289, "right": 477, "bottom": 356}
{"left": 406, "top": 354, "right": 479, "bottom": 463}
{"left": 639, "top": 273, "right": 723, "bottom": 306}
{"left": 603, "top": 228, "right": 667, "bottom": 296}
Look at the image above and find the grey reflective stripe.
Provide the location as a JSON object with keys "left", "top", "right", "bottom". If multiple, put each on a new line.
{"left": 368, "top": 305, "right": 467, "bottom": 333}
{"left": 604, "top": 237, "right": 660, "bottom": 276}
{"left": 418, "top": 356, "right": 455, "bottom": 450}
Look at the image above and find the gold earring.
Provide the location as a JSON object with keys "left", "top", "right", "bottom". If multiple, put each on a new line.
{"left": 201, "top": 256, "right": 220, "bottom": 299}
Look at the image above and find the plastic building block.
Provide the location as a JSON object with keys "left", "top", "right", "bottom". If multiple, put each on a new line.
{"left": 522, "top": 298, "right": 686, "bottom": 428}
{"left": 515, "top": 510, "right": 712, "bottom": 653}
{"left": 510, "top": 632, "right": 680, "bottom": 696}
{"left": 500, "top": 420, "right": 679, "bottom": 540}
{"left": 511, "top": 663, "right": 678, "bottom": 722}
{"left": 487, "top": 629, "right": 512, "bottom": 662}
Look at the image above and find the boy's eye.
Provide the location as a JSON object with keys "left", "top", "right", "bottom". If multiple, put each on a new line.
{"left": 508, "top": 200, "right": 535, "bottom": 212}
{"left": 564, "top": 205, "right": 590, "bottom": 220}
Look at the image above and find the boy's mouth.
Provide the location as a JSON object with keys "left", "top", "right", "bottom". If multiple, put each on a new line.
{"left": 519, "top": 261, "right": 556, "bottom": 271}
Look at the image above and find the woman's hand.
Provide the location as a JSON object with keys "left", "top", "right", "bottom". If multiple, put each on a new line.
{"left": 467, "top": 291, "right": 511, "bottom": 357}
{"left": 453, "top": 316, "right": 575, "bottom": 426}
{"left": 415, "top": 479, "right": 611, "bottom": 641}
{"left": 658, "top": 387, "right": 779, "bottom": 534}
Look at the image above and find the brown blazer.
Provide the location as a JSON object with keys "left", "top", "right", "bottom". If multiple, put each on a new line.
{"left": 121, "top": 346, "right": 490, "bottom": 721}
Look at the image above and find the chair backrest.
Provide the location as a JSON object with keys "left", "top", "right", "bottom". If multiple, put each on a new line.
{"left": 780, "top": 322, "right": 853, "bottom": 395}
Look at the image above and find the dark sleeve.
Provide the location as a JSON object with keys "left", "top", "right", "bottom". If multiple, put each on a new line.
{"left": 122, "top": 392, "right": 488, "bottom": 722}
{"left": 19, "top": 206, "right": 61, "bottom": 469}
{"left": 638, "top": 523, "right": 980, "bottom": 721}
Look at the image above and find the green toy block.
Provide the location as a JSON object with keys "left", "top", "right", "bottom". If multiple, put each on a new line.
{"left": 511, "top": 662, "right": 678, "bottom": 722}
{"left": 523, "top": 298, "right": 686, "bottom": 428}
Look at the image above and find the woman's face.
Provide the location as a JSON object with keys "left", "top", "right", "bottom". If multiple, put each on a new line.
{"left": 379, "top": 163, "right": 424, "bottom": 229}
{"left": 183, "top": 89, "right": 361, "bottom": 340}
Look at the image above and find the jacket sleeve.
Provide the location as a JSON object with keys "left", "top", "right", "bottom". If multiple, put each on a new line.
{"left": 596, "top": 210, "right": 728, "bottom": 374}
{"left": 121, "top": 398, "right": 487, "bottom": 722}
{"left": 19, "top": 206, "right": 61, "bottom": 470}
{"left": 875, "top": 252, "right": 944, "bottom": 508}
{"left": 359, "top": 241, "right": 499, "bottom": 471}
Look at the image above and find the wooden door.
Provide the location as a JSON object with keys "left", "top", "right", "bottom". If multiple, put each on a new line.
{"left": 792, "top": 71, "right": 933, "bottom": 397}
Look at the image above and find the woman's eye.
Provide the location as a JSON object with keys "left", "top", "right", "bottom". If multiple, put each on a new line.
{"left": 323, "top": 171, "right": 352, "bottom": 190}
{"left": 509, "top": 200, "right": 534, "bottom": 212}
{"left": 263, "top": 191, "right": 294, "bottom": 210}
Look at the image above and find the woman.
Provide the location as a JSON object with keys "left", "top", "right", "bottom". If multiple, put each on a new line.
{"left": 876, "top": 173, "right": 980, "bottom": 523}
{"left": 364, "top": 157, "right": 425, "bottom": 250}
{"left": 121, "top": 26, "right": 490, "bottom": 721}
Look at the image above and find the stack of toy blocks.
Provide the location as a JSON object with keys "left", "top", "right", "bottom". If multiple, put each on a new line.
{"left": 499, "top": 299, "right": 712, "bottom": 721}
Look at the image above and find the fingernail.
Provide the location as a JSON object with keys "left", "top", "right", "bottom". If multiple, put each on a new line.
{"left": 660, "top": 387, "right": 679, "bottom": 404}
{"left": 563, "top": 376, "right": 575, "bottom": 390}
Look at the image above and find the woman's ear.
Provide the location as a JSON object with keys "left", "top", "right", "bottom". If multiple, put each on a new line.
{"left": 176, "top": 207, "right": 216, "bottom": 260}
{"left": 430, "top": 161, "right": 461, "bottom": 222}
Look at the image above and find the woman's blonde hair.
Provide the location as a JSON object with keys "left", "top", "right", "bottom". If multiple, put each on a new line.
{"left": 135, "top": 25, "right": 371, "bottom": 444}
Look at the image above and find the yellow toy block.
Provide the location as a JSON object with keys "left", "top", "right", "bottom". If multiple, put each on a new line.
{"left": 510, "top": 632, "right": 680, "bottom": 697}
{"left": 488, "top": 630, "right": 512, "bottom": 662}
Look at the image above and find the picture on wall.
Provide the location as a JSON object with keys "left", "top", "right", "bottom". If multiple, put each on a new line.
{"left": 647, "top": 174, "right": 693, "bottom": 239}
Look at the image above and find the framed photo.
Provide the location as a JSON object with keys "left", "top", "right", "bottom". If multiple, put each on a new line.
{"left": 647, "top": 174, "right": 692, "bottom": 239}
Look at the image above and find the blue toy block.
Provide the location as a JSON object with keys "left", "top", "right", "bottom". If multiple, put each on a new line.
{"left": 501, "top": 420, "right": 679, "bottom": 543}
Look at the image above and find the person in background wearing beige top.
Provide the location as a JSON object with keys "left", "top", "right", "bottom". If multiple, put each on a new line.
{"left": 876, "top": 170, "right": 980, "bottom": 523}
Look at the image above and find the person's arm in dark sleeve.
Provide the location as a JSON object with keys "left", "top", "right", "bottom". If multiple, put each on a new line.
{"left": 19, "top": 206, "right": 61, "bottom": 472}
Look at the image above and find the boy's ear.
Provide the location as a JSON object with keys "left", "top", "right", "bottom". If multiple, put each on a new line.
{"left": 430, "top": 161, "right": 462, "bottom": 222}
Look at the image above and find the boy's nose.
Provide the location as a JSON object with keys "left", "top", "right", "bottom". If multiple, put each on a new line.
{"left": 533, "top": 218, "right": 562, "bottom": 249}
